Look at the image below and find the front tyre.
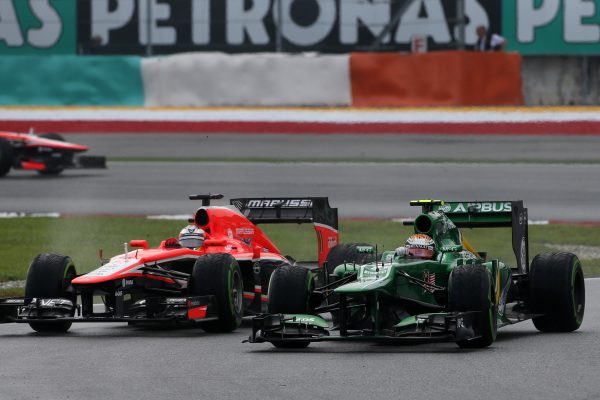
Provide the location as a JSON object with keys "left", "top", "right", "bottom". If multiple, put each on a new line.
{"left": 530, "top": 252, "right": 585, "bottom": 332}
{"left": 190, "top": 253, "right": 243, "bottom": 333}
{"left": 449, "top": 264, "right": 497, "bottom": 348}
{"left": 25, "top": 253, "right": 77, "bottom": 333}
{"left": 267, "top": 265, "right": 315, "bottom": 349}
{"left": 268, "top": 265, "right": 314, "bottom": 315}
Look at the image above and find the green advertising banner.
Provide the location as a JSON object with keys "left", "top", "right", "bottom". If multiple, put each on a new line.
{"left": 0, "top": 0, "right": 75, "bottom": 54}
{"left": 503, "top": 0, "right": 600, "bottom": 55}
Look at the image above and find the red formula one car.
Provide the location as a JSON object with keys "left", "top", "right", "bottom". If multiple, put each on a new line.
{"left": 0, "top": 194, "right": 339, "bottom": 333}
{"left": 0, "top": 130, "right": 106, "bottom": 177}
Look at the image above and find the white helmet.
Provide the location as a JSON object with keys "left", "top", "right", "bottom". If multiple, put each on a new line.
{"left": 178, "top": 225, "right": 205, "bottom": 249}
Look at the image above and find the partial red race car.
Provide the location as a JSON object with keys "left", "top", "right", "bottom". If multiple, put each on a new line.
{"left": 0, "top": 130, "right": 106, "bottom": 177}
{"left": 0, "top": 194, "right": 339, "bottom": 333}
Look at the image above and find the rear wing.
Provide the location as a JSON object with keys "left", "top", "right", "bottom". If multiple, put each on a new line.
{"left": 230, "top": 197, "right": 339, "bottom": 268}
{"left": 441, "top": 201, "right": 529, "bottom": 274}
{"left": 408, "top": 200, "right": 529, "bottom": 274}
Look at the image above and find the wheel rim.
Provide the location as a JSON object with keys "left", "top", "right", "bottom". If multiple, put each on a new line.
{"left": 573, "top": 268, "right": 585, "bottom": 322}
{"left": 232, "top": 269, "right": 243, "bottom": 314}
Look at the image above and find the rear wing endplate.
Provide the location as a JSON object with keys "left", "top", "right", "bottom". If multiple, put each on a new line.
{"left": 230, "top": 197, "right": 339, "bottom": 267}
{"left": 431, "top": 201, "right": 529, "bottom": 274}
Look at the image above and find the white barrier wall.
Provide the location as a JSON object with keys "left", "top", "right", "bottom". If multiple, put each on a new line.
{"left": 141, "top": 52, "right": 351, "bottom": 107}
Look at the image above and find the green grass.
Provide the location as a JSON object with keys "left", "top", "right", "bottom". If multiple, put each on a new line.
{"left": 1, "top": 217, "right": 599, "bottom": 296}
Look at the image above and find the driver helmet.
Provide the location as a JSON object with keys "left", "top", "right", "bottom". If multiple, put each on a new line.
{"left": 178, "top": 225, "right": 205, "bottom": 249}
{"left": 405, "top": 234, "right": 436, "bottom": 259}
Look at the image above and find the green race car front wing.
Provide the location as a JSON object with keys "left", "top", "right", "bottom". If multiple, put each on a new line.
{"left": 247, "top": 311, "right": 482, "bottom": 345}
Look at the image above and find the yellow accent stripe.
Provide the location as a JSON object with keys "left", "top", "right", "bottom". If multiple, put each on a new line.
{"left": 496, "top": 268, "right": 501, "bottom": 305}
{"left": 461, "top": 235, "right": 480, "bottom": 259}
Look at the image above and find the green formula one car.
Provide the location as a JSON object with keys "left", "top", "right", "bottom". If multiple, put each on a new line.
{"left": 247, "top": 200, "right": 585, "bottom": 349}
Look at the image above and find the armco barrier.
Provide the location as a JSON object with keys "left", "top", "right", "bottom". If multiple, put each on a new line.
{"left": 350, "top": 51, "right": 525, "bottom": 107}
{"left": 0, "top": 56, "right": 143, "bottom": 106}
{"left": 141, "top": 52, "right": 351, "bottom": 107}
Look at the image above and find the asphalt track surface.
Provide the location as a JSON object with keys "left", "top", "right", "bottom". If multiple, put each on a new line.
{"left": 68, "top": 133, "right": 600, "bottom": 161}
{"left": 3, "top": 133, "right": 598, "bottom": 220}
{"left": 2, "top": 160, "right": 600, "bottom": 221}
{"left": 1, "top": 278, "right": 599, "bottom": 400}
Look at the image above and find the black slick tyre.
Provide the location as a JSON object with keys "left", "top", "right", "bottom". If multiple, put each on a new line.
{"left": 190, "top": 253, "right": 243, "bottom": 333}
{"left": 530, "top": 252, "right": 585, "bottom": 332}
{"left": 25, "top": 253, "right": 77, "bottom": 333}
{"left": 449, "top": 264, "right": 497, "bottom": 348}
{"left": 325, "top": 242, "right": 375, "bottom": 280}
{"left": 267, "top": 265, "right": 315, "bottom": 349}
{"left": 268, "top": 265, "right": 315, "bottom": 314}
{"left": 38, "top": 133, "right": 67, "bottom": 176}
{"left": 0, "top": 137, "right": 13, "bottom": 177}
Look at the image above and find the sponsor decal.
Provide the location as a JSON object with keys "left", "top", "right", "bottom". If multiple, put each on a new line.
{"left": 520, "top": 237, "right": 527, "bottom": 270}
{"left": 188, "top": 298, "right": 203, "bottom": 308}
{"left": 0, "top": 0, "right": 76, "bottom": 54}
{"left": 3, "top": 299, "right": 24, "bottom": 304}
{"left": 35, "top": 298, "right": 72, "bottom": 307}
{"left": 439, "top": 202, "right": 512, "bottom": 214}
{"left": 85, "top": 258, "right": 137, "bottom": 277}
{"left": 236, "top": 226, "right": 254, "bottom": 246}
{"left": 121, "top": 278, "right": 134, "bottom": 287}
{"left": 504, "top": 0, "right": 600, "bottom": 55}
{"left": 423, "top": 270, "right": 436, "bottom": 293}
{"left": 236, "top": 227, "right": 254, "bottom": 235}
{"left": 227, "top": 228, "right": 233, "bottom": 239}
{"left": 356, "top": 246, "right": 374, "bottom": 254}
{"left": 246, "top": 199, "right": 313, "bottom": 208}
{"left": 77, "top": 0, "right": 499, "bottom": 54}
{"left": 361, "top": 264, "right": 391, "bottom": 280}
{"left": 296, "top": 317, "right": 318, "bottom": 325}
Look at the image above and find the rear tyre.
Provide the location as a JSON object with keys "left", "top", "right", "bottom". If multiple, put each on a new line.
{"left": 530, "top": 252, "right": 585, "bottom": 332}
{"left": 0, "top": 137, "right": 13, "bottom": 177}
{"left": 325, "top": 243, "right": 374, "bottom": 326}
{"left": 25, "top": 253, "right": 77, "bottom": 333}
{"left": 190, "top": 253, "right": 243, "bottom": 333}
{"left": 38, "top": 133, "right": 67, "bottom": 176}
{"left": 449, "top": 264, "right": 497, "bottom": 348}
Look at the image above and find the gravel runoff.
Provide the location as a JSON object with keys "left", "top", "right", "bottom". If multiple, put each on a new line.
{"left": 0, "top": 280, "right": 25, "bottom": 289}
{"left": 545, "top": 244, "right": 600, "bottom": 260}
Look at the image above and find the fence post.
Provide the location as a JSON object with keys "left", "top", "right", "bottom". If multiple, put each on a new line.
{"left": 456, "top": 0, "right": 465, "bottom": 50}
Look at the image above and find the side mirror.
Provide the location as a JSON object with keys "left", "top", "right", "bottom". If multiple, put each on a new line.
{"left": 129, "top": 240, "right": 148, "bottom": 250}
